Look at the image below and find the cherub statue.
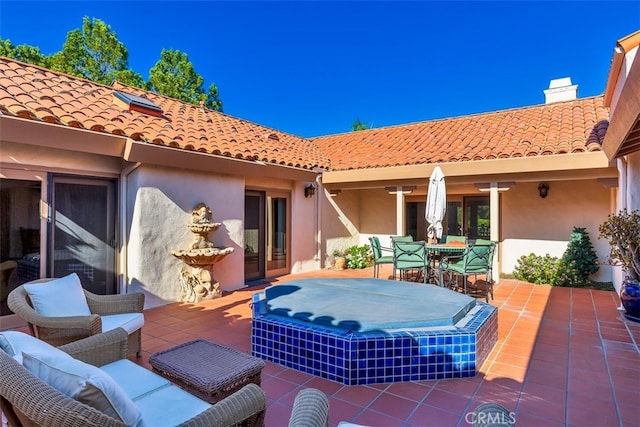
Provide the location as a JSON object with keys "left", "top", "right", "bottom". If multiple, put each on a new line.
{"left": 192, "top": 203, "right": 212, "bottom": 224}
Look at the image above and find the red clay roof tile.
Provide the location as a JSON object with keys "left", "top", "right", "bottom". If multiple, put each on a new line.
{"left": 1, "top": 57, "right": 610, "bottom": 173}
{"left": 312, "top": 96, "right": 609, "bottom": 170}
{"left": 0, "top": 58, "right": 329, "bottom": 171}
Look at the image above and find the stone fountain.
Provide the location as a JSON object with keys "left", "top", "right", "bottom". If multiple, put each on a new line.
{"left": 172, "top": 203, "right": 234, "bottom": 303}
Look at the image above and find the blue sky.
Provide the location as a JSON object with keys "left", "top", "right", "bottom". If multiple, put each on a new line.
{"left": 1, "top": 1, "right": 638, "bottom": 138}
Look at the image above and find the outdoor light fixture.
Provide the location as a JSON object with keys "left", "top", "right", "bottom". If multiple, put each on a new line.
{"left": 304, "top": 184, "right": 316, "bottom": 198}
{"left": 538, "top": 183, "right": 549, "bottom": 198}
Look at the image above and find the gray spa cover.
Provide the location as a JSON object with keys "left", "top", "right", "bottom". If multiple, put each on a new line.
{"left": 262, "top": 278, "right": 476, "bottom": 332}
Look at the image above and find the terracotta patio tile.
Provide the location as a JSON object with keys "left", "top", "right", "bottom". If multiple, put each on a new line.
{"left": 265, "top": 400, "right": 295, "bottom": 426}
{"left": 517, "top": 398, "right": 565, "bottom": 424}
{"left": 333, "top": 385, "right": 382, "bottom": 408}
{"left": 261, "top": 376, "right": 301, "bottom": 401}
{"left": 484, "top": 361, "right": 528, "bottom": 382}
{"left": 513, "top": 410, "right": 565, "bottom": 427}
{"left": 385, "top": 381, "right": 433, "bottom": 402}
{"left": 406, "top": 403, "right": 462, "bottom": 427}
{"left": 304, "top": 376, "right": 346, "bottom": 397}
{"left": 432, "top": 378, "right": 479, "bottom": 399}
{"left": 275, "top": 368, "right": 314, "bottom": 386}
{"left": 368, "top": 392, "right": 420, "bottom": 421}
{"left": 327, "top": 397, "right": 367, "bottom": 425}
{"left": 567, "top": 396, "right": 618, "bottom": 426}
{"left": 352, "top": 408, "right": 404, "bottom": 427}
{"left": 618, "top": 400, "right": 640, "bottom": 426}
{"left": 421, "top": 388, "right": 470, "bottom": 414}
{"left": 9, "top": 270, "right": 637, "bottom": 426}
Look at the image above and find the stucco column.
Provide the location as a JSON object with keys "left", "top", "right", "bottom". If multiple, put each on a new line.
{"left": 396, "top": 187, "right": 405, "bottom": 236}
{"left": 489, "top": 182, "right": 500, "bottom": 284}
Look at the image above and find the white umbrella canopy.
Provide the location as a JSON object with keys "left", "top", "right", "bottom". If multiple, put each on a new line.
{"left": 425, "top": 165, "right": 446, "bottom": 241}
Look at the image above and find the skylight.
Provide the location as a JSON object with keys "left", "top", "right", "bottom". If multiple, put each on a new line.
{"left": 113, "top": 91, "right": 163, "bottom": 117}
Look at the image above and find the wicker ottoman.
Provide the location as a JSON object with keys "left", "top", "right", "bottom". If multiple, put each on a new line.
{"left": 148, "top": 339, "right": 265, "bottom": 404}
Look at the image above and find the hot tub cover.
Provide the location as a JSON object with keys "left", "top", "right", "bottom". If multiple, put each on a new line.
{"left": 261, "top": 278, "right": 476, "bottom": 332}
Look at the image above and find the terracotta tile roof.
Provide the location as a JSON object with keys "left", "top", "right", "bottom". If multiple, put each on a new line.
{"left": 312, "top": 98, "right": 609, "bottom": 171}
{"left": 0, "top": 58, "right": 330, "bottom": 171}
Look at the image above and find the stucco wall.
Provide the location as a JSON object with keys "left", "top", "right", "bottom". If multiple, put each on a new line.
{"left": 358, "top": 189, "right": 401, "bottom": 249}
{"left": 320, "top": 181, "right": 614, "bottom": 283}
{"left": 501, "top": 180, "right": 612, "bottom": 282}
{"left": 626, "top": 152, "right": 640, "bottom": 212}
{"left": 320, "top": 189, "right": 362, "bottom": 266}
{"left": 126, "top": 165, "right": 244, "bottom": 307}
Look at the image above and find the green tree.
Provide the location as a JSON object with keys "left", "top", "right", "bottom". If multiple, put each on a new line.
{"left": 49, "top": 17, "right": 144, "bottom": 88}
{"left": 352, "top": 118, "right": 370, "bottom": 131}
{"left": 113, "top": 69, "right": 148, "bottom": 89}
{"left": 562, "top": 226, "right": 599, "bottom": 282}
{"left": 0, "top": 38, "right": 50, "bottom": 67}
{"left": 148, "top": 49, "right": 223, "bottom": 111}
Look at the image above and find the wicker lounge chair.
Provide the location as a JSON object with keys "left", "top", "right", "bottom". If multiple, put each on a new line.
{"left": 0, "top": 328, "right": 330, "bottom": 427}
{"left": 7, "top": 277, "right": 145, "bottom": 356}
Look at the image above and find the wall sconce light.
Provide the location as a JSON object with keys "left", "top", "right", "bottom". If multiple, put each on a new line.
{"left": 537, "top": 183, "right": 549, "bottom": 198}
{"left": 304, "top": 184, "right": 316, "bottom": 198}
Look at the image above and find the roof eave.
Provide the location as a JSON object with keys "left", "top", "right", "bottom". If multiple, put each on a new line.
{"left": 124, "top": 139, "right": 319, "bottom": 181}
{"left": 602, "top": 52, "right": 640, "bottom": 159}
{"left": 0, "top": 115, "right": 128, "bottom": 157}
{"left": 322, "top": 153, "right": 616, "bottom": 189}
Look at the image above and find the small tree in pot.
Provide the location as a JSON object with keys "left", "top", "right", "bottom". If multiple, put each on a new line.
{"left": 599, "top": 209, "right": 640, "bottom": 319}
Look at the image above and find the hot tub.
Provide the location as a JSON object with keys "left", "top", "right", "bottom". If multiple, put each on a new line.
{"left": 251, "top": 278, "right": 497, "bottom": 385}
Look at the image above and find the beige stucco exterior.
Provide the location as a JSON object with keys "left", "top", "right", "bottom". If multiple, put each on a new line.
{"left": 319, "top": 176, "right": 615, "bottom": 283}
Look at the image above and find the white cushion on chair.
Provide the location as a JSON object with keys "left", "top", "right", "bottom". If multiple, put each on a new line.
{"left": 0, "top": 330, "right": 71, "bottom": 364}
{"left": 23, "top": 273, "right": 91, "bottom": 317}
{"left": 101, "top": 313, "right": 144, "bottom": 334}
{"left": 22, "top": 350, "right": 145, "bottom": 427}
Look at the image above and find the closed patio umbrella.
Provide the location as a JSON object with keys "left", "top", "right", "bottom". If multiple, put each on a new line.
{"left": 425, "top": 165, "right": 446, "bottom": 241}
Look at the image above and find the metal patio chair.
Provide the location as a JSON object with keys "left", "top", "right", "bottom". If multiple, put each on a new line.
{"left": 439, "top": 239, "right": 496, "bottom": 302}
{"left": 368, "top": 236, "right": 394, "bottom": 278}
{"left": 393, "top": 240, "right": 430, "bottom": 283}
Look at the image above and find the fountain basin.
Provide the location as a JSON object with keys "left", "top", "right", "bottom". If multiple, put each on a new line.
{"left": 172, "top": 247, "right": 234, "bottom": 266}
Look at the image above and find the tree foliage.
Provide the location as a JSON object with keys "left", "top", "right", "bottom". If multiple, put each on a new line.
{"left": 0, "top": 38, "right": 50, "bottom": 67}
{"left": 49, "top": 17, "right": 144, "bottom": 87}
{"left": 599, "top": 209, "right": 640, "bottom": 280}
{"left": 562, "top": 226, "right": 599, "bottom": 281}
{"left": 148, "top": 49, "right": 222, "bottom": 111}
{"left": 1, "top": 17, "right": 222, "bottom": 108}
{"left": 352, "top": 118, "right": 370, "bottom": 131}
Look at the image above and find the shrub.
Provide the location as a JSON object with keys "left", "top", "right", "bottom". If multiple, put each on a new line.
{"left": 513, "top": 253, "right": 558, "bottom": 284}
{"left": 514, "top": 253, "right": 586, "bottom": 287}
{"left": 552, "top": 259, "right": 582, "bottom": 287}
{"left": 562, "top": 226, "right": 599, "bottom": 281}
{"left": 341, "top": 244, "right": 373, "bottom": 269}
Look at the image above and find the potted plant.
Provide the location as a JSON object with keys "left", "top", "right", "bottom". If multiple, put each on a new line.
{"left": 332, "top": 249, "right": 347, "bottom": 270}
{"left": 598, "top": 209, "right": 640, "bottom": 320}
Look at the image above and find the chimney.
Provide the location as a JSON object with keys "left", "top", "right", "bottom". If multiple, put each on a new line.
{"left": 544, "top": 77, "right": 578, "bottom": 104}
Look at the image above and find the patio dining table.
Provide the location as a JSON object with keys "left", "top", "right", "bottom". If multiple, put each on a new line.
{"left": 425, "top": 243, "right": 466, "bottom": 285}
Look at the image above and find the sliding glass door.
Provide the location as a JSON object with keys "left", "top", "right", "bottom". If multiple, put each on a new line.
{"left": 244, "top": 190, "right": 290, "bottom": 283}
{"left": 49, "top": 176, "right": 117, "bottom": 295}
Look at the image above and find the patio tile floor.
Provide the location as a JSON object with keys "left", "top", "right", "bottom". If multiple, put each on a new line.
{"left": 16, "top": 265, "right": 639, "bottom": 426}
{"left": 131, "top": 265, "right": 640, "bottom": 426}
